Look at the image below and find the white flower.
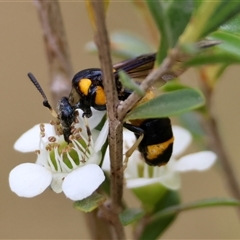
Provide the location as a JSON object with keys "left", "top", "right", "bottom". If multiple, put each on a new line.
{"left": 102, "top": 125, "right": 217, "bottom": 190}
{"left": 9, "top": 109, "right": 108, "bottom": 201}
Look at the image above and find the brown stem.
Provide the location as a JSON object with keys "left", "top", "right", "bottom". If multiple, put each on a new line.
{"left": 34, "top": 0, "right": 73, "bottom": 105}
{"left": 90, "top": 1, "right": 125, "bottom": 239}
{"left": 85, "top": 209, "right": 112, "bottom": 239}
{"left": 200, "top": 73, "right": 240, "bottom": 216}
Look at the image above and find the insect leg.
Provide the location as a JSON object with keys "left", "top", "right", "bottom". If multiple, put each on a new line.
{"left": 122, "top": 123, "right": 144, "bottom": 171}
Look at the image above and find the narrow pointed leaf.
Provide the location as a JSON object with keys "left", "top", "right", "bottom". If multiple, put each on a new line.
{"left": 165, "top": 0, "right": 194, "bottom": 47}
{"left": 139, "top": 190, "right": 180, "bottom": 240}
{"left": 185, "top": 52, "right": 240, "bottom": 66}
{"left": 146, "top": 0, "right": 168, "bottom": 63}
{"left": 151, "top": 198, "right": 240, "bottom": 222}
{"left": 162, "top": 81, "right": 190, "bottom": 92}
{"left": 201, "top": 2, "right": 240, "bottom": 38}
{"left": 146, "top": 1, "right": 194, "bottom": 64}
{"left": 179, "top": 1, "right": 220, "bottom": 43}
{"left": 119, "top": 208, "right": 145, "bottom": 226}
{"left": 220, "top": 14, "right": 240, "bottom": 36}
{"left": 125, "top": 89, "right": 205, "bottom": 121}
{"left": 73, "top": 192, "right": 106, "bottom": 212}
{"left": 186, "top": 30, "right": 240, "bottom": 66}
{"left": 210, "top": 30, "right": 240, "bottom": 59}
{"left": 180, "top": 1, "right": 240, "bottom": 44}
{"left": 118, "top": 70, "right": 145, "bottom": 96}
{"left": 140, "top": 197, "right": 240, "bottom": 240}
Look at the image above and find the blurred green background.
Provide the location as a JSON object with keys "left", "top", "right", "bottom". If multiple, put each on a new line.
{"left": 1, "top": 2, "right": 240, "bottom": 239}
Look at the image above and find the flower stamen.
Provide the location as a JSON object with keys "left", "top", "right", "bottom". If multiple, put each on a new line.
{"left": 48, "top": 136, "right": 57, "bottom": 142}
{"left": 37, "top": 113, "right": 97, "bottom": 174}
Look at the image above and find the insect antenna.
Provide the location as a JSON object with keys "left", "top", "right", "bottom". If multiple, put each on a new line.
{"left": 27, "top": 72, "right": 58, "bottom": 118}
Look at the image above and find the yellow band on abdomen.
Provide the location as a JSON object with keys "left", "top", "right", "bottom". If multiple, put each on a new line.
{"left": 146, "top": 137, "right": 174, "bottom": 160}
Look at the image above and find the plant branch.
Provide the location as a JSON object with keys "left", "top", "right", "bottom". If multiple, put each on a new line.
{"left": 85, "top": 208, "right": 112, "bottom": 239}
{"left": 34, "top": 0, "right": 73, "bottom": 106}
{"left": 118, "top": 48, "right": 180, "bottom": 121}
{"left": 90, "top": 1, "right": 125, "bottom": 239}
{"left": 200, "top": 73, "right": 240, "bottom": 216}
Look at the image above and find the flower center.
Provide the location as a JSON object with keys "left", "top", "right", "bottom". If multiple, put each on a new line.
{"left": 38, "top": 117, "right": 94, "bottom": 173}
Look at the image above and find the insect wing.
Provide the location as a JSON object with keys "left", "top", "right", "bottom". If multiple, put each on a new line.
{"left": 113, "top": 53, "right": 156, "bottom": 79}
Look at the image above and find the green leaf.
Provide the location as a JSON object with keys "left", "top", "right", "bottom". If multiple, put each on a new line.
{"left": 146, "top": 0, "right": 194, "bottom": 64}
{"left": 150, "top": 198, "right": 240, "bottom": 222}
{"left": 220, "top": 14, "right": 240, "bottom": 36}
{"left": 210, "top": 30, "right": 240, "bottom": 59}
{"left": 73, "top": 192, "right": 106, "bottom": 212}
{"left": 153, "top": 190, "right": 180, "bottom": 212}
{"left": 119, "top": 208, "right": 145, "bottom": 226}
{"left": 201, "top": 2, "right": 240, "bottom": 38}
{"left": 118, "top": 70, "right": 145, "bottom": 96}
{"left": 185, "top": 30, "right": 240, "bottom": 66}
{"left": 162, "top": 80, "right": 190, "bottom": 92}
{"left": 185, "top": 52, "right": 240, "bottom": 66}
{"left": 85, "top": 31, "right": 154, "bottom": 59}
{"left": 180, "top": 1, "right": 240, "bottom": 44}
{"left": 125, "top": 89, "right": 205, "bottom": 121}
{"left": 132, "top": 183, "right": 168, "bottom": 210}
{"left": 146, "top": 1, "right": 168, "bottom": 64}
{"left": 140, "top": 197, "right": 240, "bottom": 239}
{"left": 165, "top": 0, "right": 194, "bottom": 47}
{"left": 139, "top": 190, "right": 180, "bottom": 240}
{"left": 179, "top": 1, "right": 220, "bottom": 43}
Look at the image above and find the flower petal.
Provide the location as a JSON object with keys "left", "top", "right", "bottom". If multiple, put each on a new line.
{"left": 101, "top": 128, "right": 140, "bottom": 173}
{"left": 14, "top": 125, "right": 40, "bottom": 152}
{"left": 123, "top": 129, "right": 136, "bottom": 152}
{"left": 9, "top": 163, "right": 52, "bottom": 197}
{"left": 87, "top": 151, "right": 102, "bottom": 165}
{"left": 175, "top": 151, "right": 217, "bottom": 172}
{"left": 126, "top": 157, "right": 181, "bottom": 190}
{"left": 101, "top": 146, "right": 110, "bottom": 171}
{"left": 94, "top": 120, "right": 109, "bottom": 152}
{"left": 122, "top": 129, "right": 141, "bottom": 178}
{"left": 89, "top": 109, "right": 106, "bottom": 129}
{"left": 126, "top": 168, "right": 181, "bottom": 190}
{"left": 76, "top": 109, "right": 106, "bottom": 130}
{"left": 62, "top": 164, "right": 105, "bottom": 201}
{"left": 124, "top": 150, "right": 142, "bottom": 179}
{"left": 51, "top": 173, "right": 68, "bottom": 193}
{"left": 156, "top": 169, "right": 181, "bottom": 190}
{"left": 147, "top": 158, "right": 181, "bottom": 189}
{"left": 172, "top": 126, "right": 192, "bottom": 157}
{"left": 126, "top": 178, "right": 160, "bottom": 188}
{"left": 14, "top": 124, "right": 56, "bottom": 152}
{"left": 91, "top": 129, "right": 100, "bottom": 142}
